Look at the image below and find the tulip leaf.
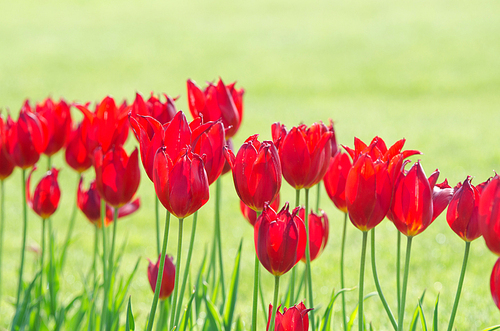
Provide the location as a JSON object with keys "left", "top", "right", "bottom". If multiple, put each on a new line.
{"left": 346, "top": 292, "right": 377, "bottom": 331}
{"left": 410, "top": 290, "right": 427, "bottom": 331}
{"left": 179, "top": 289, "right": 196, "bottom": 331}
{"left": 204, "top": 295, "right": 223, "bottom": 331}
{"left": 482, "top": 326, "right": 500, "bottom": 331}
{"left": 235, "top": 316, "right": 245, "bottom": 331}
{"left": 418, "top": 300, "right": 428, "bottom": 331}
{"left": 432, "top": 294, "right": 439, "bottom": 331}
{"left": 126, "top": 296, "right": 135, "bottom": 331}
{"left": 11, "top": 271, "right": 39, "bottom": 331}
{"left": 223, "top": 240, "right": 242, "bottom": 331}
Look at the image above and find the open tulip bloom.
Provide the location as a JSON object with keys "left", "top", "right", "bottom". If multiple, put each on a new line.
{"left": 267, "top": 302, "right": 312, "bottom": 331}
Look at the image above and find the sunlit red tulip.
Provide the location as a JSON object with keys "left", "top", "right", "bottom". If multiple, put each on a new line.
{"left": 221, "top": 139, "right": 234, "bottom": 176}
{"left": 36, "top": 97, "right": 72, "bottom": 156}
{"left": 225, "top": 135, "right": 281, "bottom": 212}
{"left": 430, "top": 175, "right": 454, "bottom": 222}
{"left": 153, "top": 147, "right": 209, "bottom": 219}
{"left": 327, "top": 119, "right": 338, "bottom": 157}
{"left": 77, "top": 178, "right": 140, "bottom": 227}
{"left": 491, "top": 258, "right": 500, "bottom": 310}
{"left": 272, "top": 122, "right": 333, "bottom": 190}
{"left": 187, "top": 78, "right": 244, "bottom": 138}
{"left": 130, "top": 92, "right": 177, "bottom": 139}
{"left": 240, "top": 193, "right": 280, "bottom": 227}
{"left": 447, "top": 176, "right": 487, "bottom": 242}
{"left": 299, "top": 208, "right": 329, "bottom": 262}
{"left": 343, "top": 136, "right": 420, "bottom": 164}
{"left": 94, "top": 145, "right": 140, "bottom": 208}
{"left": 65, "top": 122, "right": 92, "bottom": 173}
{"left": 254, "top": 203, "right": 306, "bottom": 276}
{"left": 479, "top": 174, "right": 500, "bottom": 256}
{"left": 345, "top": 153, "right": 392, "bottom": 231}
{"left": 323, "top": 151, "right": 352, "bottom": 213}
{"left": 147, "top": 254, "right": 175, "bottom": 300}
{"left": 267, "top": 302, "right": 311, "bottom": 331}
{"left": 0, "top": 114, "right": 15, "bottom": 179}
{"left": 4, "top": 102, "right": 48, "bottom": 169}
{"left": 26, "top": 167, "right": 60, "bottom": 219}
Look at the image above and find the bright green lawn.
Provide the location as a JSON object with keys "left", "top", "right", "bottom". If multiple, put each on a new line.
{"left": 1, "top": 0, "right": 500, "bottom": 329}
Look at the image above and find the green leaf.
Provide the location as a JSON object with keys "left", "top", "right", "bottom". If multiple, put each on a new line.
{"left": 418, "top": 300, "right": 428, "bottom": 331}
{"left": 235, "top": 316, "right": 245, "bottom": 331}
{"left": 346, "top": 292, "right": 378, "bottom": 331}
{"left": 481, "top": 326, "right": 500, "bottom": 331}
{"left": 432, "top": 294, "right": 439, "bottom": 331}
{"left": 11, "top": 271, "right": 39, "bottom": 331}
{"left": 410, "top": 290, "right": 427, "bottom": 331}
{"left": 204, "top": 295, "right": 223, "bottom": 331}
{"left": 223, "top": 240, "right": 242, "bottom": 331}
{"left": 179, "top": 289, "right": 196, "bottom": 331}
{"left": 126, "top": 296, "right": 135, "bottom": 331}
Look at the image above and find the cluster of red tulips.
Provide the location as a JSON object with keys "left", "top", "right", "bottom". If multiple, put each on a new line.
{"left": 1, "top": 76, "right": 500, "bottom": 331}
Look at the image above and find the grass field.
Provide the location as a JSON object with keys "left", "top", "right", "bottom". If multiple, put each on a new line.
{"left": 1, "top": 0, "right": 500, "bottom": 329}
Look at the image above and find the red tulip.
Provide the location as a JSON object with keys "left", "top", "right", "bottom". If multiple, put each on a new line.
{"left": 221, "top": 139, "right": 234, "bottom": 176}
{"left": 94, "top": 145, "right": 140, "bottom": 208}
{"left": 4, "top": 102, "right": 48, "bottom": 169}
{"left": 323, "top": 151, "right": 352, "bottom": 213}
{"left": 430, "top": 174, "right": 454, "bottom": 222}
{"left": 299, "top": 208, "right": 329, "bottom": 262}
{"left": 479, "top": 174, "right": 500, "bottom": 256}
{"left": 187, "top": 78, "right": 244, "bottom": 138}
{"left": 254, "top": 203, "right": 306, "bottom": 276}
{"left": 36, "top": 97, "right": 72, "bottom": 156}
{"left": 130, "top": 92, "right": 177, "bottom": 139}
{"left": 153, "top": 147, "right": 209, "bottom": 219}
{"left": 491, "top": 258, "right": 500, "bottom": 310}
{"left": 267, "top": 302, "right": 312, "bottom": 331}
{"left": 147, "top": 254, "right": 175, "bottom": 300}
{"left": 0, "top": 114, "right": 15, "bottom": 179}
{"left": 77, "top": 178, "right": 140, "bottom": 227}
{"left": 240, "top": 193, "right": 280, "bottom": 227}
{"left": 447, "top": 176, "right": 487, "bottom": 242}
{"left": 26, "top": 167, "right": 61, "bottom": 219}
{"left": 327, "top": 119, "right": 338, "bottom": 157}
{"left": 345, "top": 153, "right": 392, "bottom": 231}
{"left": 343, "top": 136, "right": 420, "bottom": 164}
{"left": 272, "top": 122, "right": 333, "bottom": 190}
{"left": 65, "top": 122, "right": 93, "bottom": 173}
{"left": 225, "top": 134, "right": 282, "bottom": 212}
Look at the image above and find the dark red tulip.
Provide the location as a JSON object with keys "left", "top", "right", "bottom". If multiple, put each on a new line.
{"left": 345, "top": 153, "right": 392, "bottom": 231}
{"left": 240, "top": 193, "right": 280, "bottom": 227}
{"left": 147, "top": 254, "right": 175, "bottom": 300}
{"left": 153, "top": 147, "right": 209, "bottom": 219}
{"left": 94, "top": 145, "right": 140, "bottom": 208}
{"left": 221, "top": 139, "right": 234, "bottom": 176}
{"left": 323, "top": 151, "right": 352, "bottom": 213}
{"left": 430, "top": 175, "right": 454, "bottom": 222}
{"left": 36, "top": 97, "right": 72, "bottom": 156}
{"left": 4, "top": 102, "right": 48, "bottom": 169}
{"left": 65, "top": 122, "right": 93, "bottom": 173}
{"left": 343, "top": 136, "right": 420, "bottom": 164}
{"left": 479, "top": 174, "right": 500, "bottom": 256}
{"left": 26, "top": 167, "right": 61, "bottom": 219}
{"left": 447, "top": 176, "right": 486, "bottom": 242}
{"left": 130, "top": 92, "right": 177, "bottom": 139}
{"left": 267, "top": 302, "right": 311, "bottom": 331}
{"left": 225, "top": 134, "right": 281, "bottom": 212}
{"left": 187, "top": 78, "right": 244, "bottom": 138}
{"left": 254, "top": 203, "right": 306, "bottom": 276}
{"left": 491, "top": 258, "right": 500, "bottom": 310}
{"left": 77, "top": 178, "right": 140, "bottom": 227}
{"left": 327, "top": 119, "right": 338, "bottom": 157}
{"left": 0, "top": 114, "right": 15, "bottom": 179}
{"left": 272, "top": 122, "right": 333, "bottom": 190}
{"left": 298, "top": 208, "right": 329, "bottom": 262}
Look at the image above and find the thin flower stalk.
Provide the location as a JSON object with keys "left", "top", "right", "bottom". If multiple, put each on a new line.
{"left": 447, "top": 241, "right": 471, "bottom": 331}
{"left": 169, "top": 218, "right": 184, "bottom": 331}
{"left": 304, "top": 188, "right": 316, "bottom": 331}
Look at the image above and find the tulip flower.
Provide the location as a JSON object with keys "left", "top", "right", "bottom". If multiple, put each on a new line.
{"left": 479, "top": 174, "right": 500, "bottom": 256}
{"left": 130, "top": 92, "right": 177, "bottom": 140}
{"left": 221, "top": 138, "right": 234, "bottom": 176}
{"left": 147, "top": 254, "right": 176, "bottom": 300}
{"left": 0, "top": 114, "right": 15, "bottom": 180}
{"left": 271, "top": 121, "right": 333, "bottom": 190}
{"left": 267, "top": 302, "right": 311, "bottom": 331}
{"left": 240, "top": 193, "right": 280, "bottom": 227}
{"left": 323, "top": 151, "right": 352, "bottom": 213}
{"left": 187, "top": 78, "right": 244, "bottom": 138}
{"left": 343, "top": 136, "right": 420, "bottom": 165}
{"left": 298, "top": 208, "right": 329, "bottom": 262}
{"left": 225, "top": 134, "right": 282, "bottom": 212}
{"left": 65, "top": 122, "right": 93, "bottom": 173}
{"left": 94, "top": 145, "right": 140, "bottom": 208}
{"left": 36, "top": 97, "right": 72, "bottom": 157}
{"left": 26, "top": 167, "right": 61, "bottom": 219}
{"left": 491, "top": 258, "right": 500, "bottom": 310}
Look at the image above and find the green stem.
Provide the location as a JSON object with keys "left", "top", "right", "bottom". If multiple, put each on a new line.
{"left": 340, "top": 213, "right": 348, "bottom": 331}
{"left": 174, "top": 212, "right": 198, "bottom": 326}
{"left": 0, "top": 180, "right": 4, "bottom": 303}
{"left": 47, "top": 155, "right": 51, "bottom": 170}
{"left": 304, "top": 188, "right": 316, "bottom": 331}
{"left": 48, "top": 217, "right": 56, "bottom": 316}
{"left": 259, "top": 275, "right": 268, "bottom": 325}
{"left": 107, "top": 206, "right": 119, "bottom": 312}
{"left": 252, "top": 253, "right": 260, "bottom": 331}
{"left": 100, "top": 200, "right": 108, "bottom": 331}
{"left": 397, "top": 236, "right": 413, "bottom": 331}
{"left": 447, "top": 241, "right": 471, "bottom": 331}
{"left": 36, "top": 219, "right": 46, "bottom": 331}
{"left": 288, "top": 189, "right": 301, "bottom": 306}
{"left": 156, "top": 197, "right": 161, "bottom": 256}
{"left": 315, "top": 183, "right": 320, "bottom": 213}
{"left": 157, "top": 300, "right": 165, "bottom": 331}
{"left": 268, "top": 276, "right": 281, "bottom": 331}
{"left": 93, "top": 225, "right": 98, "bottom": 289}
{"left": 16, "top": 169, "right": 28, "bottom": 308}
{"left": 169, "top": 218, "right": 184, "bottom": 331}
{"left": 358, "top": 231, "right": 368, "bottom": 331}
{"left": 60, "top": 173, "right": 82, "bottom": 271}
{"left": 295, "top": 188, "right": 301, "bottom": 207}
{"left": 146, "top": 211, "right": 171, "bottom": 331}
{"left": 397, "top": 231, "right": 401, "bottom": 315}
{"left": 215, "top": 178, "right": 226, "bottom": 302}
{"left": 371, "top": 229, "right": 397, "bottom": 330}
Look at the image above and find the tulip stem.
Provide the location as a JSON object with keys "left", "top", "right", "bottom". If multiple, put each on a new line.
{"left": 169, "top": 218, "right": 184, "bottom": 331}
{"left": 358, "top": 231, "right": 368, "bottom": 331}
{"left": 304, "top": 188, "right": 316, "bottom": 331}
{"left": 93, "top": 225, "right": 98, "bottom": 289}
{"left": 60, "top": 173, "right": 82, "bottom": 271}
{"left": 315, "top": 183, "right": 320, "bottom": 213}
{"left": 16, "top": 169, "right": 28, "bottom": 308}
{"left": 288, "top": 189, "right": 301, "bottom": 307}
{"left": 36, "top": 219, "right": 46, "bottom": 331}
{"left": 396, "top": 231, "right": 401, "bottom": 315}
{"left": 269, "top": 276, "right": 281, "bottom": 331}
{"left": 0, "top": 180, "right": 4, "bottom": 304}
{"left": 295, "top": 188, "right": 301, "bottom": 207}
{"left": 340, "top": 212, "right": 348, "bottom": 331}
{"left": 100, "top": 200, "right": 108, "bottom": 331}
{"left": 371, "top": 229, "right": 397, "bottom": 330}
{"left": 48, "top": 218, "right": 56, "bottom": 316}
{"left": 215, "top": 178, "right": 226, "bottom": 302}
{"left": 252, "top": 253, "right": 260, "bottom": 331}
{"left": 447, "top": 241, "right": 471, "bottom": 331}
{"left": 174, "top": 212, "right": 198, "bottom": 326}
{"left": 397, "top": 236, "right": 413, "bottom": 331}
{"left": 146, "top": 210, "right": 171, "bottom": 331}
{"left": 155, "top": 196, "right": 161, "bottom": 256}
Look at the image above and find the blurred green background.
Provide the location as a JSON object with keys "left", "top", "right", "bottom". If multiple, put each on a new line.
{"left": 1, "top": 0, "right": 500, "bottom": 329}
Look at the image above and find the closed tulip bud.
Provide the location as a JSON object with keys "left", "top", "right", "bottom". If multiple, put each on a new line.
{"left": 298, "top": 208, "right": 329, "bottom": 262}
{"left": 323, "top": 151, "right": 352, "bottom": 213}
{"left": 479, "top": 174, "right": 500, "bottom": 256}
{"left": 26, "top": 167, "right": 61, "bottom": 219}
{"left": 147, "top": 254, "right": 175, "bottom": 300}
{"left": 65, "top": 122, "right": 92, "bottom": 173}
{"left": 267, "top": 302, "right": 312, "bottom": 331}
{"left": 254, "top": 203, "right": 306, "bottom": 276}
{"left": 225, "top": 134, "right": 281, "bottom": 212}
{"left": 240, "top": 193, "right": 280, "bottom": 227}
{"left": 94, "top": 145, "right": 140, "bottom": 208}
{"left": 491, "top": 258, "right": 500, "bottom": 310}
{"left": 36, "top": 97, "right": 72, "bottom": 156}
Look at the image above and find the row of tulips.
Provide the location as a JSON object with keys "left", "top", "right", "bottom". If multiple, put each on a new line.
{"left": 0, "top": 76, "right": 500, "bottom": 331}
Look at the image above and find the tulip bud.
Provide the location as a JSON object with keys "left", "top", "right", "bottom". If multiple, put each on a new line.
{"left": 26, "top": 167, "right": 61, "bottom": 219}
{"left": 323, "top": 151, "right": 352, "bottom": 213}
{"left": 267, "top": 302, "right": 312, "bottom": 331}
{"left": 298, "top": 208, "right": 329, "bottom": 262}
{"left": 147, "top": 254, "right": 175, "bottom": 300}
{"left": 479, "top": 174, "right": 500, "bottom": 256}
